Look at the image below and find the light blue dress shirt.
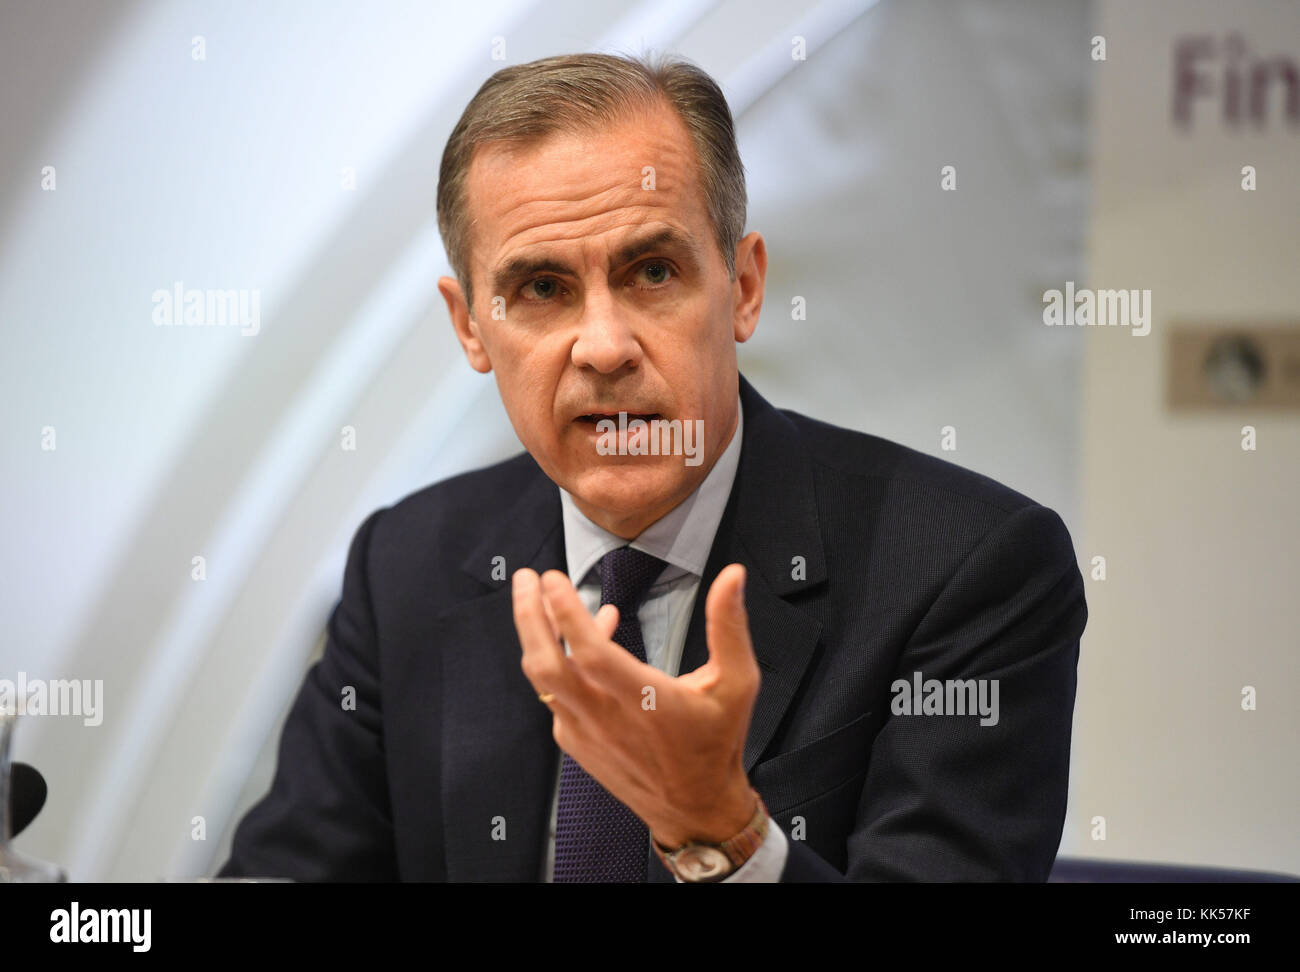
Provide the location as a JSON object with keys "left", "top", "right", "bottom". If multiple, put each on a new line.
{"left": 542, "top": 393, "right": 789, "bottom": 882}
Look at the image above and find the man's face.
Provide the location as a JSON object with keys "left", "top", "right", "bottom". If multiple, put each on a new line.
{"left": 439, "top": 99, "right": 765, "bottom": 538}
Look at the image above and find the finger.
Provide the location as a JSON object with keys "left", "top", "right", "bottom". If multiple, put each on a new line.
{"left": 594, "top": 602, "right": 619, "bottom": 642}
{"left": 541, "top": 587, "right": 563, "bottom": 646}
{"left": 540, "top": 575, "right": 613, "bottom": 650}
{"left": 539, "top": 693, "right": 579, "bottom": 727}
{"left": 513, "top": 568, "right": 572, "bottom": 695}
{"left": 542, "top": 571, "right": 643, "bottom": 682}
{"left": 540, "top": 570, "right": 608, "bottom": 659}
{"left": 696, "top": 563, "right": 758, "bottom": 693}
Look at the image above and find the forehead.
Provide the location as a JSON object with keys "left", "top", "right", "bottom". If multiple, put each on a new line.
{"left": 463, "top": 101, "right": 714, "bottom": 274}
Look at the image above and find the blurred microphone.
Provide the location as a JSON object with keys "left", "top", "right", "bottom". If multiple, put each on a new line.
{"left": 9, "top": 762, "right": 48, "bottom": 838}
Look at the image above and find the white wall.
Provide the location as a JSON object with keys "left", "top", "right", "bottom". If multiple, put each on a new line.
{"left": 1066, "top": 0, "right": 1300, "bottom": 873}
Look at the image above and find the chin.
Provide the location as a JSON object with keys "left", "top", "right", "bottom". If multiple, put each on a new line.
{"left": 566, "top": 460, "right": 689, "bottom": 520}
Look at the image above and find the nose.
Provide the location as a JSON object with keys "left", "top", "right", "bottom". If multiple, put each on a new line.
{"left": 570, "top": 285, "right": 643, "bottom": 374}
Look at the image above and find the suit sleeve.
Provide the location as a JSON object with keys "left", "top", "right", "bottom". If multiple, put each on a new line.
{"left": 217, "top": 508, "right": 399, "bottom": 881}
{"left": 781, "top": 503, "right": 1087, "bottom": 882}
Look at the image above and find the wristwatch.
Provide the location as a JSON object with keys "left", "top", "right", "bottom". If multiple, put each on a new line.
{"left": 652, "top": 792, "right": 770, "bottom": 883}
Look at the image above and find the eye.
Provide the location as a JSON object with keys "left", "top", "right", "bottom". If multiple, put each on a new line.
{"left": 634, "top": 260, "right": 675, "bottom": 288}
{"left": 521, "top": 277, "right": 565, "bottom": 301}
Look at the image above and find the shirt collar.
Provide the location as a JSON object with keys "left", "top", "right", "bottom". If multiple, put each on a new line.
{"left": 559, "top": 393, "right": 744, "bottom": 586}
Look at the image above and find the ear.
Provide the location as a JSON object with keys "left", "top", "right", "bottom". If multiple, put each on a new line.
{"left": 731, "top": 231, "right": 766, "bottom": 343}
{"left": 439, "top": 275, "right": 492, "bottom": 373}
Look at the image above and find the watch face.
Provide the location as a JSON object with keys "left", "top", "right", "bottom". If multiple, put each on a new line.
{"left": 676, "top": 845, "right": 733, "bottom": 882}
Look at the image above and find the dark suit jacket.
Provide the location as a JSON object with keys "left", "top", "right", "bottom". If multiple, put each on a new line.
{"left": 220, "top": 374, "right": 1086, "bottom": 882}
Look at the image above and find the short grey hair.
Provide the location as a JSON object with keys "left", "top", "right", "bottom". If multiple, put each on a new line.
{"left": 436, "top": 52, "right": 747, "bottom": 309}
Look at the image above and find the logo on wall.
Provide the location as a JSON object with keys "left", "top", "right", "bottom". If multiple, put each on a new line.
{"left": 1173, "top": 33, "right": 1300, "bottom": 128}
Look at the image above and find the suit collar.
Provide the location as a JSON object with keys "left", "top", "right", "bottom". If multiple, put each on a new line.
{"left": 457, "top": 453, "right": 564, "bottom": 587}
{"left": 727, "top": 373, "right": 827, "bottom": 595}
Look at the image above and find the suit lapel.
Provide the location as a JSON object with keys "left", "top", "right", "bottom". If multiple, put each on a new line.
{"left": 439, "top": 462, "right": 566, "bottom": 881}
{"left": 678, "top": 375, "right": 827, "bottom": 772}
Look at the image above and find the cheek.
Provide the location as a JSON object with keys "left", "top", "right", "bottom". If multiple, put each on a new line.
{"left": 495, "top": 351, "right": 565, "bottom": 435}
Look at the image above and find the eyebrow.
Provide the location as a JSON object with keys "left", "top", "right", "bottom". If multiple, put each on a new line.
{"left": 489, "top": 228, "right": 704, "bottom": 297}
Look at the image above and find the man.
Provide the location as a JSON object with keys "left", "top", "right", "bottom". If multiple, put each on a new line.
{"left": 219, "top": 53, "right": 1086, "bottom": 883}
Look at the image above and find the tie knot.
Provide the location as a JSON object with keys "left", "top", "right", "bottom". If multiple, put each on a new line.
{"left": 598, "top": 546, "right": 666, "bottom": 615}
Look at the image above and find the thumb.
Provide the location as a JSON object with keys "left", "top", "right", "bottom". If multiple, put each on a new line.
{"left": 703, "top": 563, "right": 756, "bottom": 684}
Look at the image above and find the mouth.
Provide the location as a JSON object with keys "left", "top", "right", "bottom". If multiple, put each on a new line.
{"left": 574, "top": 411, "right": 663, "bottom": 426}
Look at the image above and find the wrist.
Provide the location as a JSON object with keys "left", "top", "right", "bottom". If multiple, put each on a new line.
{"left": 650, "top": 779, "right": 755, "bottom": 848}
{"left": 652, "top": 790, "right": 769, "bottom": 883}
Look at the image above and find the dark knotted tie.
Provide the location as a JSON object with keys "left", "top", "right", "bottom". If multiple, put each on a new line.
{"left": 552, "top": 545, "right": 666, "bottom": 882}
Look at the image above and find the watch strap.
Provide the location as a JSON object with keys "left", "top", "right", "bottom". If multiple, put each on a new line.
{"left": 653, "top": 792, "right": 770, "bottom": 880}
